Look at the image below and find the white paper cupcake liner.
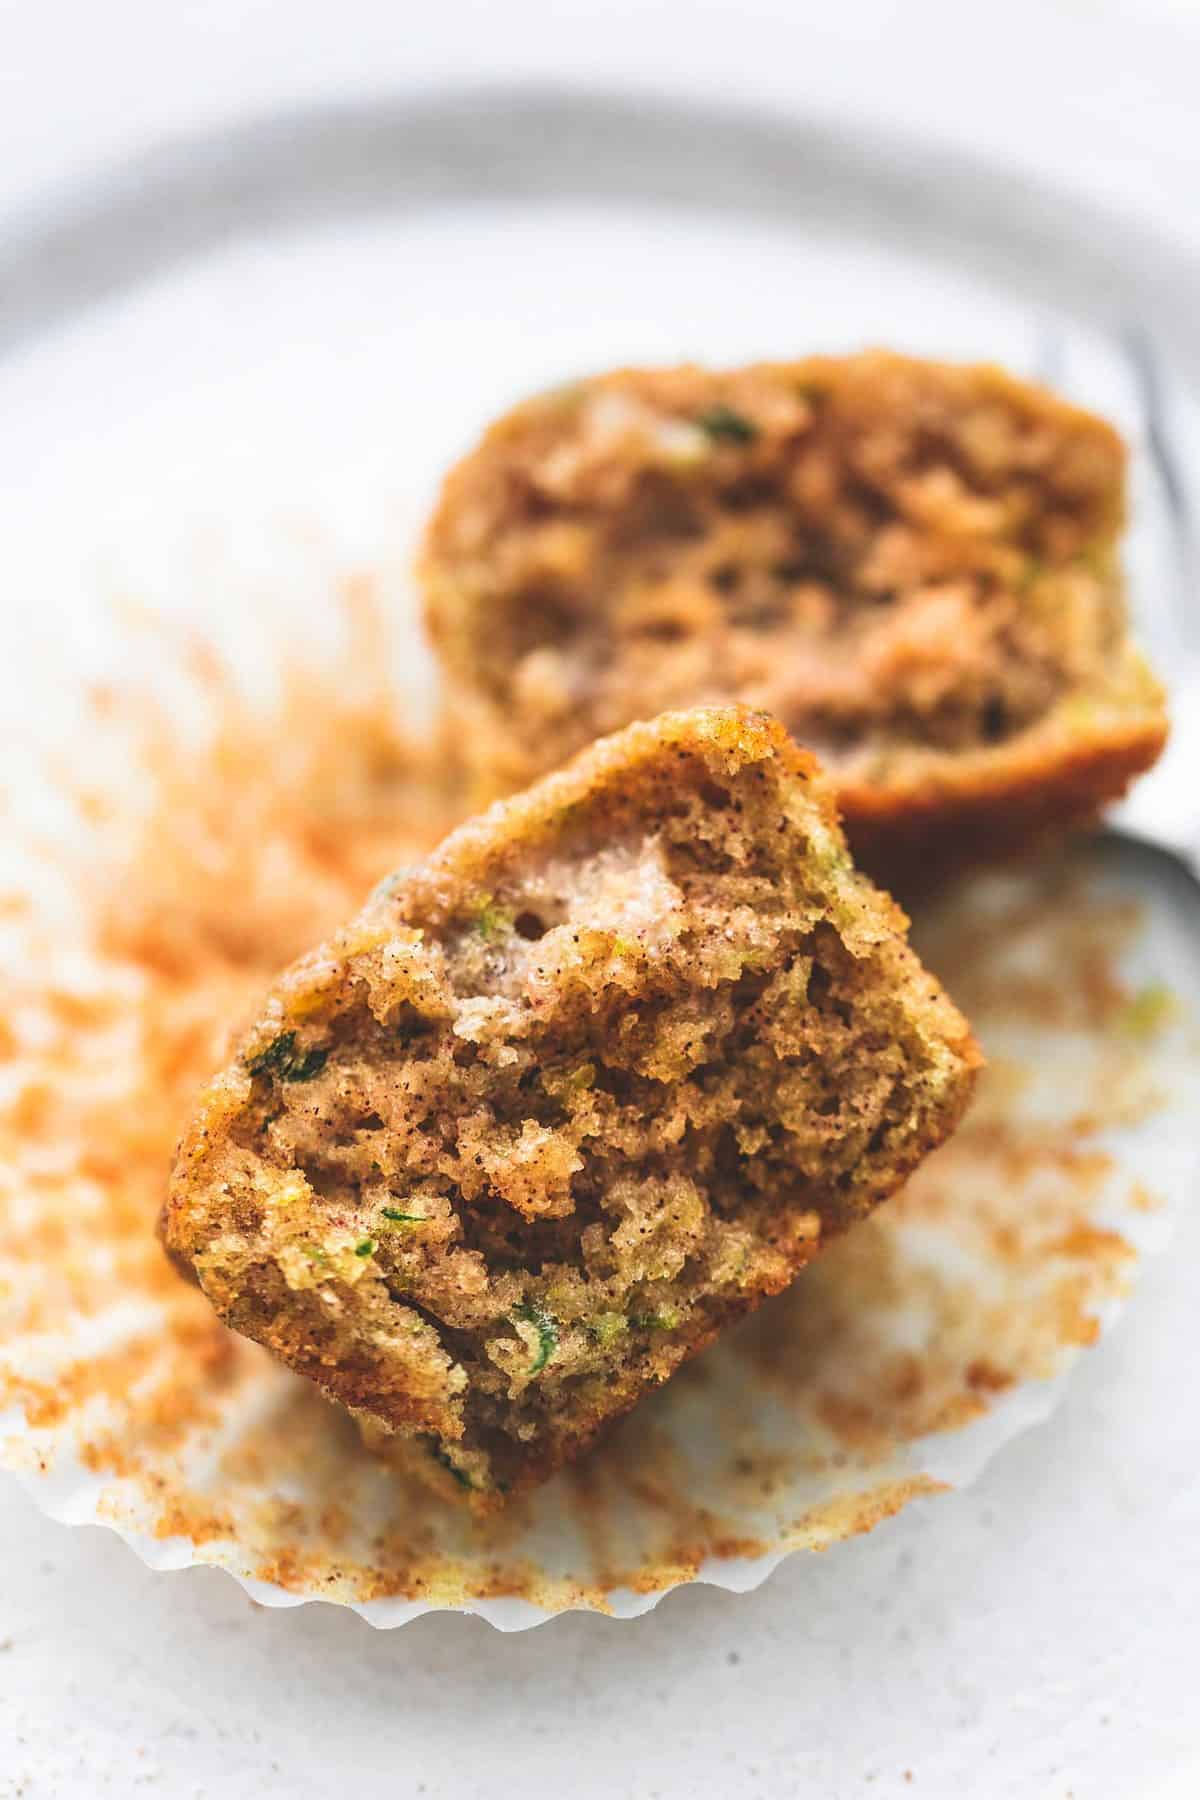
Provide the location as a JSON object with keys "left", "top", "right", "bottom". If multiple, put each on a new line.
{"left": 0, "top": 598, "right": 1196, "bottom": 1629}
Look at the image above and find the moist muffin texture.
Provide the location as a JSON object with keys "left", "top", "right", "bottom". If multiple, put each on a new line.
{"left": 163, "top": 707, "right": 979, "bottom": 1505}
{"left": 424, "top": 352, "right": 1167, "bottom": 883}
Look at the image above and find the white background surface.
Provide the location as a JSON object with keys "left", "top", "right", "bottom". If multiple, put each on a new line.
{"left": 1, "top": 3, "right": 1199, "bottom": 1796}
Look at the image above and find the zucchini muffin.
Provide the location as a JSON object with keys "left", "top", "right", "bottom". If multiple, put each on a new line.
{"left": 424, "top": 352, "right": 1167, "bottom": 883}
{"left": 163, "top": 707, "right": 979, "bottom": 1506}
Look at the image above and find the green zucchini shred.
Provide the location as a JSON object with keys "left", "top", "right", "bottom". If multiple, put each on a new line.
{"left": 475, "top": 895, "right": 514, "bottom": 940}
{"left": 1119, "top": 982, "right": 1174, "bottom": 1039}
{"left": 696, "top": 404, "right": 758, "bottom": 445}
{"left": 425, "top": 1437, "right": 475, "bottom": 1491}
{"left": 246, "top": 1031, "right": 328, "bottom": 1083}
{"left": 513, "top": 1300, "right": 559, "bottom": 1373}
{"left": 630, "top": 1306, "right": 681, "bottom": 1332}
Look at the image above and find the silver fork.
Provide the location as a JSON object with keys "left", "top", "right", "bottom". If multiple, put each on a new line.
{"left": 1038, "top": 321, "right": 1200, "bottom": 880}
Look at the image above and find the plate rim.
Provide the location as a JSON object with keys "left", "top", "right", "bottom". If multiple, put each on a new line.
{"left": 3, "top": 82, "right": 1200, "bottom": 380}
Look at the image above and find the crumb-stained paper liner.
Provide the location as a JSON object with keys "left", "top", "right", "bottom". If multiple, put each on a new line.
{"left": 0, "top": 601, "right": 1197, "bottom": 1629}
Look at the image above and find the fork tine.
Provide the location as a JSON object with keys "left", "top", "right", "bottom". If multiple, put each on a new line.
{"left": 1121, "top": 322, "right": 1200, "bottom": 653}
{"left": 1032, "top": 318, "right": 1195, "bottom": 862}
{"left": 1032, "top": 319, "right": 1066, "bottom": 389}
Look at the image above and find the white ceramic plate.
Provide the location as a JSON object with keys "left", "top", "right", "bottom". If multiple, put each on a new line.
{"left": 1, "top": 90, "right": 1198, "bottom": 1633}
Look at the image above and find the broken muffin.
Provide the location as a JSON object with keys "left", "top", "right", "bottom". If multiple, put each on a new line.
{"left": 162, "top": 707, "right": 979, "bottom": 1505}
{"left": 423, "top": 352, "right": 1167, "bottom": 883}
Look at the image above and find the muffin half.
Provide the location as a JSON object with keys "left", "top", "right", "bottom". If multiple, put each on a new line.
{"left": 163, "top": 708, "right": 979, "bottom": 1505}
{"left": 423, "top": 352, "right": 1167, "bottom": 883}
